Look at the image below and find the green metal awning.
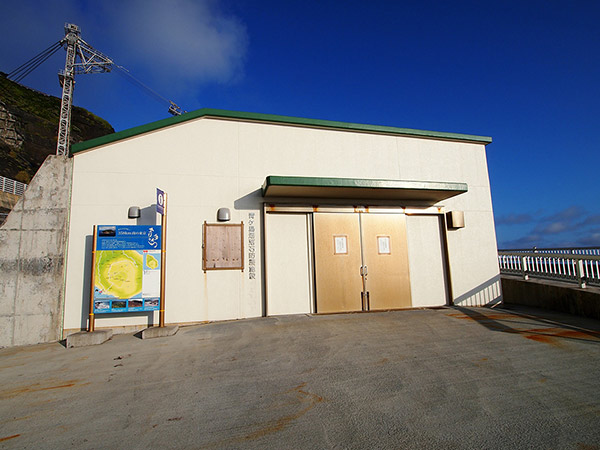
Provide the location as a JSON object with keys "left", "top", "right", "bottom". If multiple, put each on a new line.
{"left": 261, "top": 176, "right": 467, "bottom": 202}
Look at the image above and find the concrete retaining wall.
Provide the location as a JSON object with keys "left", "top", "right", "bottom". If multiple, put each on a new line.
{"left": 501, "top": 275, "right": 600, "bottom": 320}
{"left": 0, "top": 156, "right": 73, "bottom": 347}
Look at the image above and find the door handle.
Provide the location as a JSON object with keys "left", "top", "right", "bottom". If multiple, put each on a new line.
{"left": 360, "top": 265, "right": 368, "bottom": 276}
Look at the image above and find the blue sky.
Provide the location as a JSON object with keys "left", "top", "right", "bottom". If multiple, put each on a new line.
{"left": 1, "top": 0, "right": 599, "bottom": 249}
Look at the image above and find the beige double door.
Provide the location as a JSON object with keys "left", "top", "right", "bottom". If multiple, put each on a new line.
{"left": 313, "top": 212, "right": 411, "bottom": 313}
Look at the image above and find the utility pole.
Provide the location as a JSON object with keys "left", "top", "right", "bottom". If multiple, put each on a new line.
{"left": 56, "top": 24, "right": 113, "bottom": 156}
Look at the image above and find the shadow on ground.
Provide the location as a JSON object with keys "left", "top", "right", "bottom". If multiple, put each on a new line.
{"left": 449, "top": 306, "right": 600, "bottom": 346}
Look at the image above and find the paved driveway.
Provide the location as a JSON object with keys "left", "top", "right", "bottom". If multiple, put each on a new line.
{"left": 1, "top": 306, "right": 600, "bottom": 449}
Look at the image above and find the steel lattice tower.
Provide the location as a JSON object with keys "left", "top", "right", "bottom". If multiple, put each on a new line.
{"left": 56, "top": 24, "right": 113, "bottom": 156}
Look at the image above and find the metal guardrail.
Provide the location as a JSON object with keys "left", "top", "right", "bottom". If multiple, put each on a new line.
{"left": 0, "top": 176, "right": 27, "bottom": 196}
{"left": 498, "top": 248, "right": 600, "bottom": 288}
{"left": 498, "top": 246, "right": 600, "bottom": 256}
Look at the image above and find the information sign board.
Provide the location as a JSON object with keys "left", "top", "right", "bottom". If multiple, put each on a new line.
{"left": 203, "top": 223, "right": 244, "bottom": 270}
{"left": 93, "top": 225, "right": 162, "bottom": 314}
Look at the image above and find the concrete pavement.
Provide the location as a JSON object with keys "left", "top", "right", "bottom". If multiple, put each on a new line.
{"left": 1, "top": 306, "right": 600, "bottom": 449}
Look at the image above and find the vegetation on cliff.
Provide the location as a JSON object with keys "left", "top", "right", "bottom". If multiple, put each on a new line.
{"left": 0, "top": 73, "right": 114, "bottom": 183}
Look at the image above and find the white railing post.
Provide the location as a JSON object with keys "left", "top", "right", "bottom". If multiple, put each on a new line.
{"left": 576, "top": 259, "right": 586, "bottom": 288}
{"left": 521, "top": 256, "right": 529, "bottom": 280}
{"left": 499, "top": 248, "right": 600, "bottom": 287}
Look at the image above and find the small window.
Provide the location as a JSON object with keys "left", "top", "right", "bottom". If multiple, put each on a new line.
{"left": 333, "top": 235, "right": 348, "bottom": 254}
{"left": 377, "top": 236, "right": 391, "bottom": 254}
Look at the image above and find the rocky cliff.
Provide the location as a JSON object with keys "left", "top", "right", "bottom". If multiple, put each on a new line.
{"left": 0, "top": 73, "right": 114, "bottom": 183}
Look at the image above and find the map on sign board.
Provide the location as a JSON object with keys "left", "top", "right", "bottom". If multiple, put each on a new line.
{"left": 93, "top": 225, "right": 161, "bottom": 314}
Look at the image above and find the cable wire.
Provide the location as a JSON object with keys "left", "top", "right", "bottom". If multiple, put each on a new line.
{"left": 13, "top": 44, "right": 63, "bottom": 83}
{"left": 8, "top": 40, "right": 63, "bottom": 82}
{"left": 7, "top": 38, "right": 186, "bottom": 115}
{"left": 114, "top": 65, "right": 171, "bottom": 107}
{"left": 8, "top": 40, "right": 62, "bottom": 77}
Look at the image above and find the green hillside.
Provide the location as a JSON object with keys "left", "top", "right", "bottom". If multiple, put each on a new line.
{"left": 0, "top": 73, "right": 114, "bottom": 183}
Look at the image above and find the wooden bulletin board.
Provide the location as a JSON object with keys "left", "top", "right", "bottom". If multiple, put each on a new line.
{"left": 203, "top": 222, "right": 244, "bottom": 271}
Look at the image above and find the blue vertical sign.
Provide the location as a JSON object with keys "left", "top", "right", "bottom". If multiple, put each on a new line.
{"left": 157, "top": 188, "right": 165, "bottom": 215}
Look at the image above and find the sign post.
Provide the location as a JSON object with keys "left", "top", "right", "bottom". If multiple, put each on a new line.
{"left": 157, "top": 188, "right": 167, "bottom": 327}
{"left": 88, "top": 225, "right": 98, "bottom": 332}
{"left": 85, "top": 190, "right": 169, "bottom": 336}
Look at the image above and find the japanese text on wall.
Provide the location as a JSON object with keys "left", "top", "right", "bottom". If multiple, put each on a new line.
{"left": 248, "top": 213, "right": 256, "bottom": 279}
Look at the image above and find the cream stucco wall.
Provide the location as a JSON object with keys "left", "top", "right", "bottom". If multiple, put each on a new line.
{"left": 406, "top": 214, "right": 449, "bottom": 307}
{"left": 63, "top": 116, "right": 500, "bottom": 334}
{"left": 265, "top": 213, "right": 313, "bottom": 315}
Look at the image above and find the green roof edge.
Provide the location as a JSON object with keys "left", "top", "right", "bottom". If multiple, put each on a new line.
{"left": 261, "top": 175, "right": 468, "bottom": 197}
{"left": 71, "top": 108, "right": 492, "bottom": 154}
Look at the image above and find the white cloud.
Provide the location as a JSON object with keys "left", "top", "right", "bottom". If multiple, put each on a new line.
{"left": 536, "top": 221, "right": 569, "bottom": 235}
{"left": 498, "top": 205, "right": 600, "bottom": 248}
{"left": 495, "top": 213, "right": 534, "bottom": 226}
{"left": 100, "top": 0, "right": 248, "bottom": 88}
{"left": 0, "top": 0, "right": 247, "bottom": 100}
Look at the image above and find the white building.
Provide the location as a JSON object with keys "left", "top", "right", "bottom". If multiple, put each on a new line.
{"left": 59, "top": 108, "right": 500, "bottom": 336}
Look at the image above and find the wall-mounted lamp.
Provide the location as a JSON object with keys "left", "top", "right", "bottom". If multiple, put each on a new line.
{"left": 128, "top": 206, "right": 141, "bottom": 219}
{"left": 217, "top": 207, "right": 231, "bottom": 222}
{"left": 446, "top": 211, "right": 465, "bottom": 229}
